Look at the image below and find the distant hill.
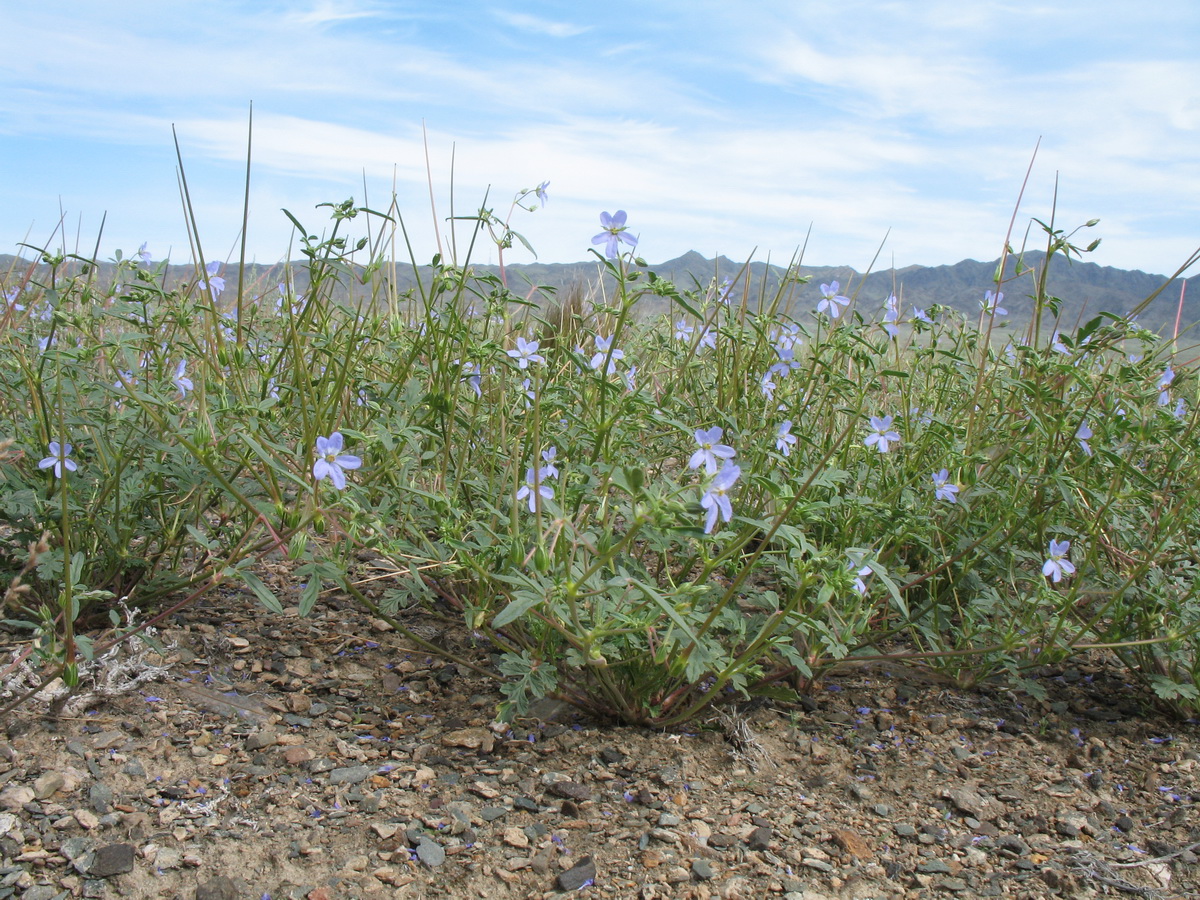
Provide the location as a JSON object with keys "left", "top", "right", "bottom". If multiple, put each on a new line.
{"left": 2, "top": 249, "right": 1196, "bottom": 336}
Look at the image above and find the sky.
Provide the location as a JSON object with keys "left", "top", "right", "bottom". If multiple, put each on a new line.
{"left": 1, "top": 1, "right": 1198, "bottom": 278}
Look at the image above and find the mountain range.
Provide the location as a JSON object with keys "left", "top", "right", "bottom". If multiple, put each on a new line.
{"left": 3, "top": 249, "right": 1197, "bottom": 337}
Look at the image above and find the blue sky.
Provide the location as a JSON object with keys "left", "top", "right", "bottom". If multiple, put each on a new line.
{"left": 2, "top": 1, "right": 1198, "bottom": 277}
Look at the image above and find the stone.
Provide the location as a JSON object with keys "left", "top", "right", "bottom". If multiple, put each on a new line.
{"left": 441, "top": 728, "right": 492, "bottom": 751}
{"left": 503, "top": 827, "right": 530, "bottom": 849}
{"left": 557, "top": 855, "right": 597, "bottom": 892}
{"left": 415, "top": 837, "right": 445, "bottom": 868}
{"left": 32, "top": 771, "right": 65, "bottom": 800}
{"left": 830, "top": 828, "right": 872, "bottom": 859}
{"left": 245, "top": 732, "right": 278, "bottom": 751}
{"left": 195, "top": 875, "right": 243, "bottom": 900}
{"left": 86, "top": 843, "right": 135, "bottom": 878}
{"left": 328, "top": 765, "right": 372, "bottom": 785}
{"left": 746, "top": 826, "right": 772, "bottom": 851}
{"left": 692, "top": 859, "right": 716, "bottom": 880}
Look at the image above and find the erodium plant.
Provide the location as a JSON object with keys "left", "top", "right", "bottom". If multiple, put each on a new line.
{"left": 2, "top": 173, "right": 1199, "bottom": 723}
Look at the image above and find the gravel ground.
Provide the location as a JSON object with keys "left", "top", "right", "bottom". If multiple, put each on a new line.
{"left": 0, "top": 589, "right": 1196, "bottom": 900}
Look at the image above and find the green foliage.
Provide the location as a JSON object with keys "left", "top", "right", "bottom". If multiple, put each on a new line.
{"left": 3, "top": 195, "right": 1200, "bottom": 725}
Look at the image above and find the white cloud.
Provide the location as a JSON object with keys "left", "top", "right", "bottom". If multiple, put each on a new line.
{"left": 491, "top": 10, "right": 590, "bottom": 38}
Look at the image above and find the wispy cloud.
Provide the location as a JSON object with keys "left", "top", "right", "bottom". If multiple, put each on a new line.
{"left": 0, "top": 1, "right": 1196, "bottom": 276}
{"left": 492, "top": 10, "right": 591, "bottom": 38}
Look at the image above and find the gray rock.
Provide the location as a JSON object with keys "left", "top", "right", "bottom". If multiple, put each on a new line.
{"left": 86, "top": 843, "right": 135, "bottom": 878}
{"left": 21, "top": 887, "right": 62, "bottom": 900}
{"left": 88, "top": 784, "right": 113, "bottom": 815}
{"left": 691, "top": 859, "right": 716, "bottom": 881}
{"left": 245, "top": 732, "right": 278, "bottom": 751}
{"left": 59, "top": 837, "right": 93, "bottom": 862}
{"left": 195, "top": 876, "right": 243, "bottom": 900}
{"left": 557, "top": 855, "right": 596, "bottom": 891}
{"left": 746, "top": 826, "right": 772, "bottom": 851}
{"left": 415, "top": 837, "right": 445, "bottom": 868}
{"left": 328, "top": 765, "right": 372, "bottom": 785}
{"left": 918, "top": 859, "right": 953, "bottom": 875}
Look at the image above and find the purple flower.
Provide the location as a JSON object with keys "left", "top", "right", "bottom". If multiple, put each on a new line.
{"left": 312, "top": 432, "right": 362, "bottom": 490}
{"left": 700, "top": 465, "right": 740, "bottom": 534}
{"left": 173, "top": 360, "right": 194, "bottom": 398}
{"left": 864, "top": 415, "right": 900, "bottom": 454}
{"left": 689, "top": 426, "right": 736, "bottom": 475}
{"left": 674, "top": 320, "right": 694, "bottom": 342}
{"left": 535, "top": 181, "right": 550, "bottom": 207}
{"left": 775, "top": 421, "right": 797, "bottom": 457}
{"left": 592, "top": 210, "right": 637, "bottom": 259}
{"left": 199, "top": 260, "right": 225, "bottom": 298}
{"left": 540, "top": 447, "right": 559, "bottom": 480}
{"left": 817, "top": 282, "right": 850, "bottom": 319}
{"left": 881, "top": 293, "right": 900, "bottom": 337}
{"left": 1075, "top": 421, "right": 1093, "bottom": 456}
{"left": 137, "top": 242, "right": 153, "bottom": 264}
{"left": 930, "top": 469, "right": 958, "bottom": 503}
{"left": 910, "top": 306, "right": 932, "bottom": 325}
{"left": 39, "top": 441, "right": 78, "bottom": 478}
{"left": 981, "top": 290, "right": 1007, "bottom": 316}
{"left": 507, "top": 336, "right": 545, "bottom": 369}
{"left": 589, "top": 334, "right": 624, "bottom": 374}
{"left": 516, "top": 466, "right": 554, "bottom": 512}
{"left": 1043, "top": 539, "right": 1075, "bottom": 583}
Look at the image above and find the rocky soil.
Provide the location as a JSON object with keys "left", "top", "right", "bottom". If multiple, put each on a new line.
{"left": 0, "top": 590, "right": 1196, "bottom": 900}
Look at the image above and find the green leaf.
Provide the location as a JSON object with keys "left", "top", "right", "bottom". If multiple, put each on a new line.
{"left": 231, "top": 567, "right": 285, "bottom": 615}
{"left": 492, "top": 590, "right": 543, "bottom": 628}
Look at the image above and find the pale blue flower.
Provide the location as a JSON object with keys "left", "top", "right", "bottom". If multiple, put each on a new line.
{"left": 312, "top": 432, "right": 361, "bottom": 490}
{"left": 1075, "top": 421, "right": 1093, "bottom": 456}
{"left": 1043, "top": 539, "right": 1075, "bottom": 583}
{"left": 700, "top": 464, "right": 740, "bottom": 534}
{"left": 507, "top": 336, "right": 545, "bottom": 369}
{"left": 981, "top": 290, "right": 1007, "bottom": 316}
{"left": 137, "top": 242, "right": 152, "bottom": 264}
{"left": 689, "top": 426, "right": 736, "bottom": 475}
{"left": 910, "top": 306, "right": 932, "bottom": 325}
{"left": 459, "top": 360, "right": 482, "bottom": 397}
{"left": 623, "top": 365, "right": 637, "bottom": 392}
{"left": 592, "top": 210, "right": 637, "bottom": 259}
{"left": 1050, "top": 331, "right": 1068, "bottom": 354}
{"left": 39, "top": 441, "right": 78, "bottom": 478}
{"left": 1158, "top": 366, "right": 1175, "bottom": 406}
{"left": 881, "top": 293, "right": 900, "bottom": 338}
{"left": 716, "top": 277, "right": 733, "bottom": 304}
{"left": 535, "top": 181, "right": 550, "bottom": 207}
{"left": 772, "top": 322, "right": 803, "bottom": 349}
{"left": 847, "top": 552, "right": 873, "bottom": 595}
{"left": 864, "top": 415, "right": 900, "bottom": 453}
{"left": 199, "top": 260, "right": 225, "bottom": 298}
{"left": 540, "top": 447, "right": 559, "bottom": 480}
{"left": 817, "top": 282, "right": 850, "bottom": 319}
{"left": 516, "top": 466, "right": 554, "bottom": 512}
{"left": 590, "top": 334, "right": 624, "bottom": 374}
{"left": 697, "top": 328, "right": 717, "bottom": 351}
{"left": 760, "top": 371, "right": 777, "bottom": 400}
{"left": 931, "top": 469, "right": 959, "bottom": 503}
{"left": 1174, "top": 398, "right": 1187, "bottom": 419}
{"left": 775, "top": 421, "right": 797, "bottom": 457}
{"left": 674, "top": 320, "right": 694, "bottom": 342}
{"left": 173, "top": 360, "right": 194, "bottom": 398}
{"left": 769, "top": 345, "right": 801, "bottom": 378}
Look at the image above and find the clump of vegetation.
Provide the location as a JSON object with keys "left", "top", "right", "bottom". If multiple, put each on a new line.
{"left": 2, "top": 163, "right": 1199, "bottom": 725}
